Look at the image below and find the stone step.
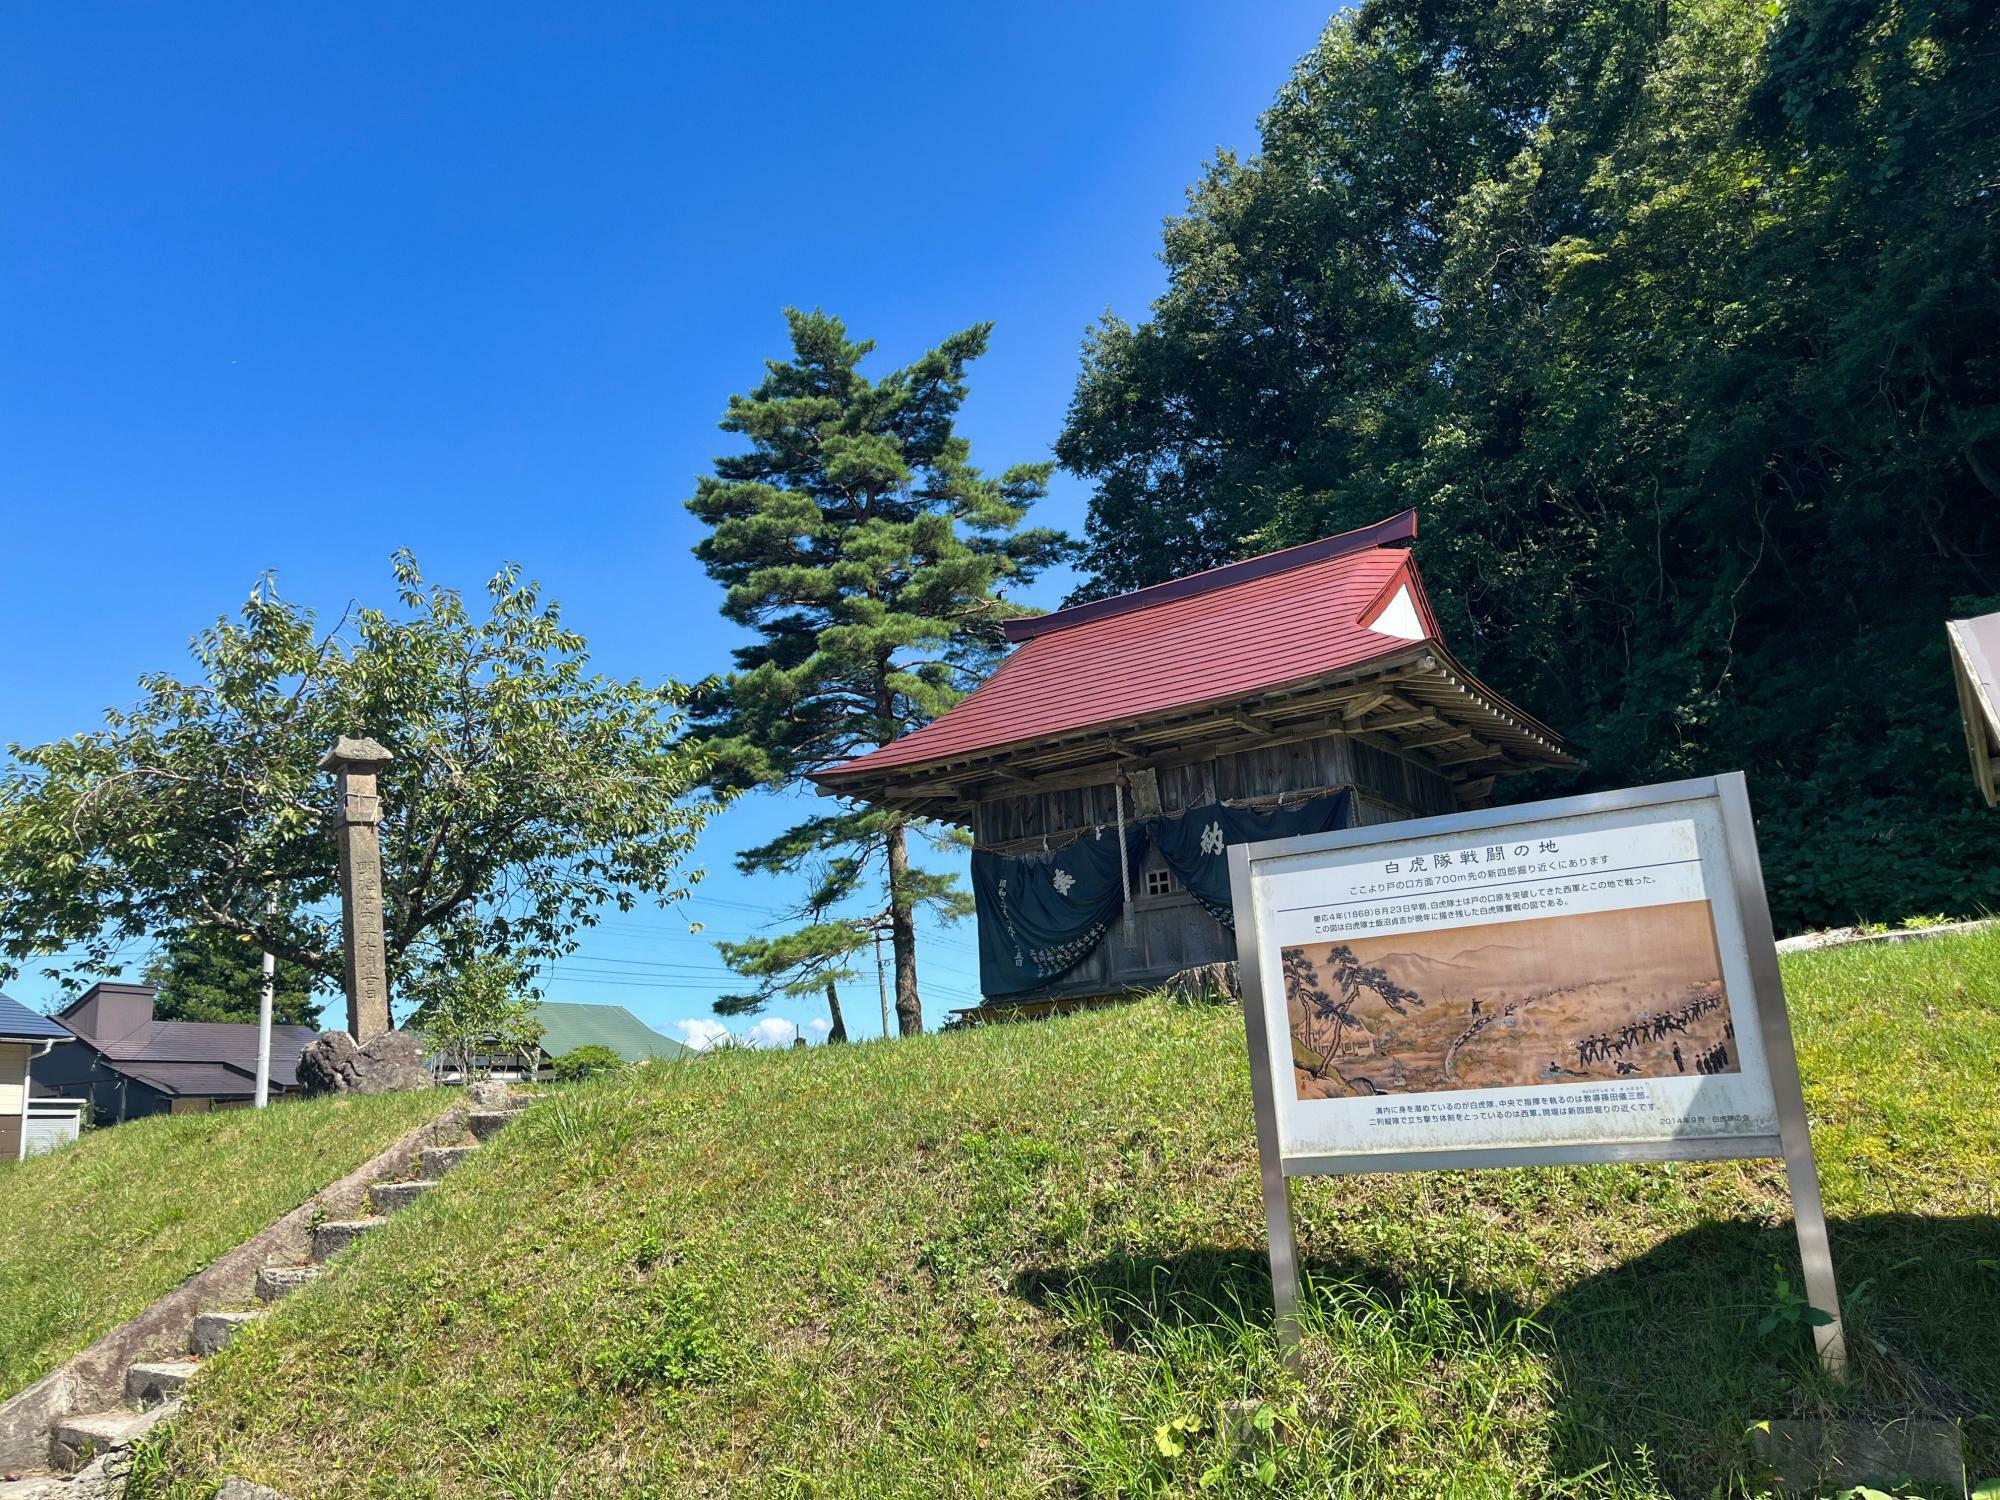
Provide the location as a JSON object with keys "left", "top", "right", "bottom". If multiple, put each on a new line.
{"left": 467, "top": 1109, "right": 522, "bottom": 1142}
{"left": 418, "top": 1144, "right": 476, "bottom": 1178}
{"left": 50, "top": 1400, "right": 178, "bottom": 1470}
{"left": 369, "top": 1179, "right": 437, "bottom": 1215}
{"left": 0, "top": 1470, "right": 111, "bottom": 1500}
{"left": 311, "top": 1216, "right": 387, "bottom": 1262}
{"left": 125, "top": 1358, "right": 199, "bottom": 1407}
{"left": 191, "top": 1307, "right": 264, "bottom": 1355}
{"left": 254, "top": 1264, "right": 322, "bottom": 1302}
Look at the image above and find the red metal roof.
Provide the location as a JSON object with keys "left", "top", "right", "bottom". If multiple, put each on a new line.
{"left": 818, "top": 510, "right": 1462, "bottom": 784}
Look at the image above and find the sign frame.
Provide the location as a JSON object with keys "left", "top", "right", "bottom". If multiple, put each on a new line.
{"left": 1227, "top": 772, "right": 1847, "bottom": 1375}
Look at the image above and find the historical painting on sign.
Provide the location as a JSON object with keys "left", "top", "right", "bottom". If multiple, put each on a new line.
{"left": 1282, "top": 900, "right": 1741, "bottom": 1100}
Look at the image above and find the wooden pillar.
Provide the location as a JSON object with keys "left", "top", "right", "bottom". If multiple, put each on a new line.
{"left": 319, "top": 736, "right": 395, "bottom": 1040}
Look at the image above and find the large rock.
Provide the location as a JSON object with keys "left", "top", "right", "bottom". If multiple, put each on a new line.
{"left": 467, "top": 1078, "right": 514, "bottom": 1109}
{"left": 297, "top": 1029, "right": 429, "bottom": 1096}
{"left": 1161, "top": 961, "right": 1241, "bottom": 1005}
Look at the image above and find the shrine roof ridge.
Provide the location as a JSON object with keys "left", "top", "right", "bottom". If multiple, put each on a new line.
{"left": 1001, "top": 509, "right": 1418, "bottom": 644}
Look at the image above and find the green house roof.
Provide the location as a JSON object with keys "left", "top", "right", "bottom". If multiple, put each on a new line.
{"left": 534, "top": 1002, "right": 689, "bottom": 1062}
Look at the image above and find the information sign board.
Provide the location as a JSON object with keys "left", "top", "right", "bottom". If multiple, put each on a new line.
{"left": 1228, "top": 774, "right": 1846, "bottom": 1373}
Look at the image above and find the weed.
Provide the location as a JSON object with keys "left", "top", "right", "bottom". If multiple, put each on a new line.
{"left": 1756, "top": 1271, "right": 1836, "bottom": 1339}
{"left": 585, "top": 1281, "right": 729, "bottom": 1395}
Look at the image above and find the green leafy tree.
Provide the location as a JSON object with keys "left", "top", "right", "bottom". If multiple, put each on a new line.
{"left": 1057, "top": 0, "right": 2000, "bottom": 930}
{"left": 687, "top": 310, "right": 1066, "bottom": 1035}
{"left": 0, "top": 555, "right": 713, "bottom": 1027}
{"left": 551, "top": 1043, "right": 623, "bottom": 1083}
{"left": 142, "top": 924, "right": 326, "bottom": 1028}
{"left": 405, "top": 951, "right": 544, "bottom": 1079}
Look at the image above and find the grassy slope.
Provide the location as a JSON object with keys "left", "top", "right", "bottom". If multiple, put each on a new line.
{"left": 140, "top": 934, "right": 2000, "bottom": 1500}
{"left": 0, "top": 1088, "right": 449, "bottom": 1397}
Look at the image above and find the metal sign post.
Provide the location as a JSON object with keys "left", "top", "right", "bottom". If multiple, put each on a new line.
{"left": 1228, "top": 772, "right": 1847, "bottom": 1377}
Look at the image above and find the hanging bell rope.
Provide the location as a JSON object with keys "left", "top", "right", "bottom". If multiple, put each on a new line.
{"left": 1115, "top": 779, "right": 1134, "bottom": 940}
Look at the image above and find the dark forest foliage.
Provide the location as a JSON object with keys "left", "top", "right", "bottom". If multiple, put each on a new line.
{"left": 1058, "top": 0, "right": 2000, "bottom": 930}
{"left": 143, "top": 925, "right": 324, "bottom": 1029}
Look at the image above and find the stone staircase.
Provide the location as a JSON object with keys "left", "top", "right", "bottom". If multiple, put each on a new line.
{"left": 0, "top": 1100, "right": 527, "bottom": 1499}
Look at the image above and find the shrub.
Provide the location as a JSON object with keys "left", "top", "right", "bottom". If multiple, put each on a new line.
{"left": 552, "top": 1044, "right": 623, "bottom": 1083}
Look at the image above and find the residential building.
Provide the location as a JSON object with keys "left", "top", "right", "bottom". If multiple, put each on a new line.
{"left": 1, "top": 993, "right": 74, "bottom": 1159}
{"left": 31, "top": 981, "right": 320, "bottom": 1122}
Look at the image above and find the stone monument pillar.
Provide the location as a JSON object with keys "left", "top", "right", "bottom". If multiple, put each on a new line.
{"left": 319, "top": 736, "right": 395, "bottom": 1041}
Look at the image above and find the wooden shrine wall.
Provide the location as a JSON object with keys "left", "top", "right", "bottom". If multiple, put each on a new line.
{"left": 967, "top": 732, "right": 1457, "bottom": 1006}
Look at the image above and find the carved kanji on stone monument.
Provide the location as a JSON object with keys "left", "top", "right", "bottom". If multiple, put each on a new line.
{"left": 319, "top": 735, "right": 395, "bottom": 1040}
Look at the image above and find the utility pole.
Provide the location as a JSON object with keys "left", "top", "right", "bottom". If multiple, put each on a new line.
{"left": 254, "top": 891, "right": 276, "bottom": 1107}
{"left": 319, "top": 736, "right": 395, "bottom": 1040}
{"left": 874, "top": 929, "right": 890, "bottom": 1040}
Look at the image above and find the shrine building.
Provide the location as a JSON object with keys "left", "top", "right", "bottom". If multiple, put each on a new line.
{"left": 812, "top": 510, "right": 1576, "bottom": 1020}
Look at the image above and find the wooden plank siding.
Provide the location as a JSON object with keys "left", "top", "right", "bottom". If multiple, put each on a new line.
{"left": 972, "top": 730, "right": 1452, "bottom": 852}
{"left": 0, "top": 1042, "right": 26, "bottom": 1161}
{"left": 964, "top": 729, "right": 1452, "bottom": 1009}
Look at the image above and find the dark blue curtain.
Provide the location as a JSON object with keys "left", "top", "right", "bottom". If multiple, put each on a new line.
{"left": 972, "top": 824, "right": 1149, "bottom": 996}
{"left": 1149, "top": 788, "right": 1354, "bottom": 927}
{"left": 970, "top": 787, "right": 1356, "bottom": 995}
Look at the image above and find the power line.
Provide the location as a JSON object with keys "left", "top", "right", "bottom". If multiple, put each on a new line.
{"left": 535, "top": 969, "right": 980, "bottom": 1000}
{"left": 543, "top": 966, "right": 733, "bottom": 982}
{"left": 545, "top": 952, "right": 739, "bottom": 973}
{"left": 536, "top": 976, "right": 731, "bottom": 992}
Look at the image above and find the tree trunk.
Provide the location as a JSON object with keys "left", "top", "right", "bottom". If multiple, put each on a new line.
{"left": 885, "top": 819, "right": 923, "bottom": 1036}
{"left": 823, "top": 978, "right": 848, "bottom": 1044}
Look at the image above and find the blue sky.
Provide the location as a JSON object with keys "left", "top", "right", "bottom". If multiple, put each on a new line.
{"left": 1, "top": 3, "right": 1332, "bottom": 1043}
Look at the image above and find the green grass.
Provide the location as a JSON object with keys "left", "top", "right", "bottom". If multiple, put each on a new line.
{"left": 135, "top": 932, "right": 2000, "bottom": 1499}
{"left": 0, "top": 1088, "right": 450, "bottom": 1397}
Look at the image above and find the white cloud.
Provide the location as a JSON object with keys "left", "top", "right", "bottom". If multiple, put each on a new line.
{"left": 671, "top": 1017, "right": 733, "bottom": 1052}
{"left": 671, "top": 1015, "right": 829, "bottom": 1052}
{"left": 743, "top": 1016, "right": 805, "bottom": 1049}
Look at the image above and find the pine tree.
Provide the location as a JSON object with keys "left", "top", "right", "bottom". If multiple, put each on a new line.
{"left": 710, "top": 857, "right": 869, "bottom": 1043}
{"left": 143, "top": 924, "right": 325, "bottom": 1028}
{"left": 687, "top": 310, "right": 1066, "bottom": 1036}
